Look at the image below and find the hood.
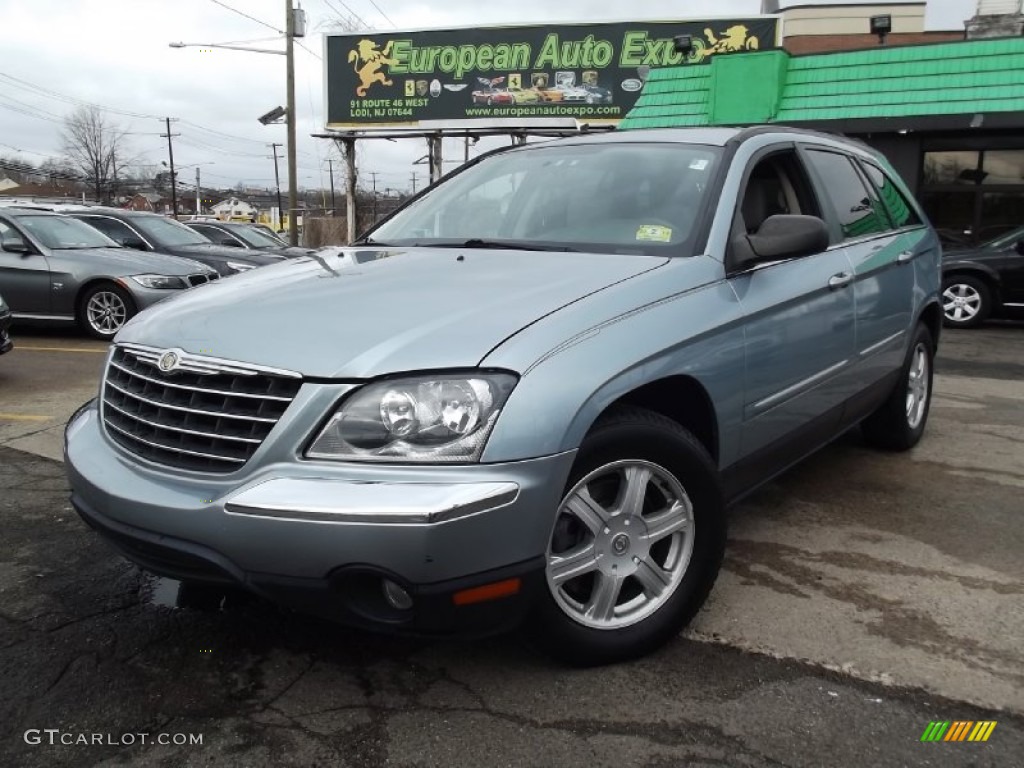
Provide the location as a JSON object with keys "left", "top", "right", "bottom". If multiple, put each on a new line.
{"left": 50, "top": 247, "right": 212, "bottom": 276}
{"left": 165, "top": 243, "right": 285, "bottom": 266}
{"left": 119, "top": 247, "right": 667, "bottom": 378}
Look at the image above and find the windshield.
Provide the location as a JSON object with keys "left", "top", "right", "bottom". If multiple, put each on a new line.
{"left": 18, "top": 215, "right": 119, "bottom": 250}
{"left": 131, "top": 215, "right": 211, "bottom": 246}
{"left": 370, "top": 142, "right": 721, "bottom": 255}
{"left": 225, "top": 225, "right": 282, "bottom": 248}
{"left": 983, "top": 225, "right": 1024, "bottom": 249}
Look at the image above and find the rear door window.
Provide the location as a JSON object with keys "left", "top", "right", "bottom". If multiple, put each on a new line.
{"left": 858, "top": 161, "right": 923, "bottom": 229}
{"left": 804, "top": 149, "right": 891, "bottom": 240}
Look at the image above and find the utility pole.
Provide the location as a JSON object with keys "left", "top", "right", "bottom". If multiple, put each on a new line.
{"left": 342, "top": 137, "right": 357, "bottom": 244}
{"left": 328, "top": 158, "right": 336, "bottom": 215}
{"left": 285, "top": 0, "right": 298, "bottom": 246}
{"left": 370, "top": 172, "right": 379, "bottom": 222}
{"left": 410, "top": 172, "right": 418, "bottom": 195}
{"left": 195, "top": 166, "right": 201, "bottom": 215}
{"left": 269, "top": 143, "right": 284, "bottom": 231}
{"left": 160, "top": 117, "right": 179, "bottom": 218}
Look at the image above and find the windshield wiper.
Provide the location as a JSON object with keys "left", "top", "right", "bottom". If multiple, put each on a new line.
{"left": 350, "top": 236, "right": 398, "bottom": 247}
{"left": 427, "top": 238, "right": 578, "bottom": 252}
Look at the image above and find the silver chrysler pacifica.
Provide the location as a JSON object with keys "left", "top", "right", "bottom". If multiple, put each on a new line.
{"left": 65, "top": 127, "right": 942, "bottom": 665}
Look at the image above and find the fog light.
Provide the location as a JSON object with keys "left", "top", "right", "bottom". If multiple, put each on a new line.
{"left": 382, "top": 578, "right": 413, "bottom": 611}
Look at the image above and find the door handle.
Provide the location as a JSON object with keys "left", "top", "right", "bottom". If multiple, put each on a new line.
{"left": 896, "top": 250, "right": 915, "bottom": 264}
{"left": 828, "top": 272, "right": 853, "bottom": 290}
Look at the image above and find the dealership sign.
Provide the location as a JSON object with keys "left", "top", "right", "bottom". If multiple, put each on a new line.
{"left": 325, "top": 18, "right": 779, "bottom": 129}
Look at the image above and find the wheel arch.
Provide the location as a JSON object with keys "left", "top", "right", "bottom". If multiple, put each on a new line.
{"left": 581, "top": 375, "right": 720, "bottom": 466}
{"left": 916, "top": 300, "right": 943, "bottom": 352}
{"left": 942, "top": 263, "right": 1001, "bottom": 290}
{"left": 75, "top": 276, "right": 133, "bottom": 310}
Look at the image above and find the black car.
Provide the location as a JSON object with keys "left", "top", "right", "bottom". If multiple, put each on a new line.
{"left": 942, "top": 225, "right": 1024, "bottom": 327}
{"left": 185, "top": 220, "right": 310, "bottom": 257}
{"left": 66, "top": 209, "right": 284, "bottom": 277}
{"left": 0, "top": 291, "right": 12, "bottom": 355}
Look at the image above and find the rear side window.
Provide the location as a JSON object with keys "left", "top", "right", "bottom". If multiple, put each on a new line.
{"left": 805, "top": 149, "right": 891, "bottom": 240}
{"left": 858, "top": 162, "right": 923, "bottom": 229}
{"left": 77, "top": 216, "right": 138, "bottom": 245}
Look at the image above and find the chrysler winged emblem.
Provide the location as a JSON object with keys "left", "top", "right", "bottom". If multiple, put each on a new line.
{"left": 157, "top": 350, "right": 180, "bottom": 373}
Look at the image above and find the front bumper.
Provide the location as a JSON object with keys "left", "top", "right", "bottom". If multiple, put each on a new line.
{"left": 65, "top": 399, "right": 575, "bottom": 634}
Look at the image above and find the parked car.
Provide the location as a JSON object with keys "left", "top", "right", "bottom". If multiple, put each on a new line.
{"left": 0, "top": 208, "right": 218, "bottom": 339}
{"left": 65, "top": 127, "right": 941, "bottom": 665}
{"left": 941, "top": 225, "right": 1024, "bottom": 327}
{"left": 0, "top": 291, "right": 12, "bottom": 355}
{"left": 582, "top": 84, "right": 613, "bottom": 104}
{"left": 66, "top": 209, "right": 284, "bottom": 277}
{"left": 184, "top": 221, "right": 310, "bottom": 257}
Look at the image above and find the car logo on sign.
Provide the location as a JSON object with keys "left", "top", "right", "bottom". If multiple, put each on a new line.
{"left": 158, "top": 350, "right": 180, "bottom": 373}
{"left": 621, "top": 79, "right": 643, "bottom": 92}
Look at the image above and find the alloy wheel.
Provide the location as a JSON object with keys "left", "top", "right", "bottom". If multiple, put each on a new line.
{"left": 546, "top": 459, "right": 695, "bottom": 630}
{"left": 905, "top": 342, "right": 930, "bottom": 430}
{"left": 942, "top": 283, "right": 981, "bottom": 324}
{"left": 86, "top": 291, "right": 128, "bottom": 336}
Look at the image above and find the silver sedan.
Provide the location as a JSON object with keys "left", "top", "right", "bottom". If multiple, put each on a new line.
{"left": 0, "top": 208, "right": 217, "bottom": 339}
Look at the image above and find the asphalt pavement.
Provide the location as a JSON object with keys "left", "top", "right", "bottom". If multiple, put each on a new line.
{"left": 0, "top": 323, "right": 1022, "bottom": 767}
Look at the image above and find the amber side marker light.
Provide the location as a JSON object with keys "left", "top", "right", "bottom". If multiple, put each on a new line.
{"left": 452, "top": 578, "right": 521, "bottom": 606}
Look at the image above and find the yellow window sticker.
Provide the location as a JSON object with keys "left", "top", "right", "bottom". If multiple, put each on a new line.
{"left": 636, "top": 225, "right": 672, "bottom": 242}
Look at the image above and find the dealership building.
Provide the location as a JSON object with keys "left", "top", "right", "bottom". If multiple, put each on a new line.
{"left": 622, "top": 0, "right": 1024, "bottom": 246}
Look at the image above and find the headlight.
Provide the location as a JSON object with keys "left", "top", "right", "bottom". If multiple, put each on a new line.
{"left": 129, "top": 274, "right": 187, "bottom": 290}
{"left": 307, "top": 372, "right": 518, "bottom": 463}
{"left": 226, "top": 261, "right": 255, "bottom": 273}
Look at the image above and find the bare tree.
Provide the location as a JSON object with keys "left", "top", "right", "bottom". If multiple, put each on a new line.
{"left": 62, "top": 106, "right": 129, "bottom": 204}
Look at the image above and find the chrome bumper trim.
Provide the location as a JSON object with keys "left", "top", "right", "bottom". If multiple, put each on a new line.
{"left": 224, "top": 477, "right": 520, "bottom": 525}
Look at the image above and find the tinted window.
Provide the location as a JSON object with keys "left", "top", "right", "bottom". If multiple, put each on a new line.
{"left": 223, "top": 225, "right": 280, "bottom": 248}
{"left": 859, "top": 162, "right": 922, "bottom": 229}
{"left": 805, "top": 150, "right": 889, "bottom": 240}
{"left": 80, "top": 216, "right": 140, "bottom": 245}
{"left": 130, "top": 216, "right": 211, "bottom": 246}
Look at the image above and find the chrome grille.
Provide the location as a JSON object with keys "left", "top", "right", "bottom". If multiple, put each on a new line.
{"left": 101, "top": 344, "right": 302, "bottom": 473}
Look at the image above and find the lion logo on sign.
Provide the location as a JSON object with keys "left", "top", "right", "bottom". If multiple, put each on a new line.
{"left": 702, "top": 25, "right": 759, "bottom": 55}
{"left": 348, "top": 39, "right": 397, "bottom": 97}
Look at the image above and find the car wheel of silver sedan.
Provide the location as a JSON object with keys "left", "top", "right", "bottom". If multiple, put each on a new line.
{"left": 78, "top": 283, "right": 137, "bottom": 340}
{"left": 531, "top": 406, "right": 725, "bottom": 666}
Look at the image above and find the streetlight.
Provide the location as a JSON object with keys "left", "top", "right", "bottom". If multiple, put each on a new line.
{"left": 168, "top": 1, "right": 303, "bottom": 246}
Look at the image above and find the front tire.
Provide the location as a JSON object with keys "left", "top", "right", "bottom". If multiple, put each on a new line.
{"left": 861, "top": 323, "right": 934, "bottom": 451}
{"left": 530, "top": 406, "right": 725, "bottom": 666}
{"left": 78, "top": 282, "right": 136, "bottom": 340}
{"left": 942, "top": 275, "right": 990, "bottom": 328}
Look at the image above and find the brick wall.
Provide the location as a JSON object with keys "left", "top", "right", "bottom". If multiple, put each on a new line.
{"left": 784, "top": 31, "right": 964, "bottom": 55}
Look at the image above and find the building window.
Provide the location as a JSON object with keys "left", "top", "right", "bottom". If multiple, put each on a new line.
{"left": 922, "top": 151, "right": 980, "bottom": 185}
{"left": 920, "top": 147, "right": 1024, "bottom": 247}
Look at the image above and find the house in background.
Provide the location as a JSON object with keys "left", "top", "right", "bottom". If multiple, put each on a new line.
{"left": 211, "top": 196, "right": 258, "bottom": 221}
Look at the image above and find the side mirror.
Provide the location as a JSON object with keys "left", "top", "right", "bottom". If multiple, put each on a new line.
{"left": 732, "top": 215, "right": 830, "bottom": 270}
{"left": 222, "top": 239, "right": 243, "bottom": 248}
{"left": 121, "top": 236, "right": 147, "bottom": 250}
{"left": 1, "top": 236, "right": 31, "bottom": 254}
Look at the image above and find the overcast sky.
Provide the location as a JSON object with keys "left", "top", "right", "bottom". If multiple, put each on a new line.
{"left": 0, "top": 0, "right": 976, "bottom": 196}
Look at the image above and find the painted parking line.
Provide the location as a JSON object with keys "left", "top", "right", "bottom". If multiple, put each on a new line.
{"left": 0, "top": 413, "right": 50, "bottom": 422}
{"left": 14, "top": 346, "right": 108, "bottom": 354}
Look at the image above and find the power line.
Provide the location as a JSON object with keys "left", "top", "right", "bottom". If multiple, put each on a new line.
{"left": 321, "top": 0, "right": 368, "bottom": 29}
{"left": 364, "top": 0, "right": 396, "bottom": 27}
{"left": 208, "top": 0, "right": 282, "bottom": 34}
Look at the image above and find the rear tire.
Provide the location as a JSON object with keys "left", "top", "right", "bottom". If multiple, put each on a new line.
{"left": 77, "top": 282, "right": 136, "bottom": 340}
{"left": 529, "top": 406, "right": 725, "bottom": 666}
{"left": 861, "top": 323, "right": 934, "bottom": 451}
